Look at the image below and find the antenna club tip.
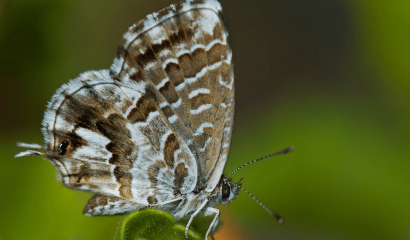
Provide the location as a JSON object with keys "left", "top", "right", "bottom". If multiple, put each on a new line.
{"left": 285, "top": 146, "right": 295, "bottom": 153}
{"left": 278, "top": 218, "right": 284, "bottom": 224}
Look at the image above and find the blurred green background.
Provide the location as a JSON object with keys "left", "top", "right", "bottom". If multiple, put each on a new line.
{"left": 0, "top": 0, "right": 409, "bottom": 239}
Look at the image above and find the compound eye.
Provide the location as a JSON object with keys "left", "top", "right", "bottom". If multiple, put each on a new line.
{"left": 59, "top": 141, "right": 69, "bottom": 155}
{"left": 222, "top": 183, "right": 230, "bottom": 199}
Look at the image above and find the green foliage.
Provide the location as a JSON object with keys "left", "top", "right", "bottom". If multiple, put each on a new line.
{"left": 114, "top": 209, "right": 201, "bottom": 240}
{"left": 1, "top": 0, "right": 410, "bottom": 239}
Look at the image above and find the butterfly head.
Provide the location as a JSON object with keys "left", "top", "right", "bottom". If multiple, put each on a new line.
{"left": 213, "top": 175, "right": 242, "bottom": 206}
{"left": 217, "top": 146, "right": 294, "bottom": 224}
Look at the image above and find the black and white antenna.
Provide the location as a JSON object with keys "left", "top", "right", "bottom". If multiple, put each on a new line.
{"left": 236, "top": 184, "right": 284, "bottom": 224}
{"left": 227, "top": 146, "right": 294, "bottom": 177}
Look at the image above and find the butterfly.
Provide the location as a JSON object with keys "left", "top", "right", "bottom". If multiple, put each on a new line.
{"left": 15, "top": 0, "right": 293, "bottom": 239}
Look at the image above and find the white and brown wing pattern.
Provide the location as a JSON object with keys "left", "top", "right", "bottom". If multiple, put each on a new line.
{"left": 110, "top": 0, "right": 234, "bottom": 192}
{"left": 41, "top": 70, "right": 198, "bottom": 215}
{"left": 15, "top": 1, "right": 290, "bottom": 238}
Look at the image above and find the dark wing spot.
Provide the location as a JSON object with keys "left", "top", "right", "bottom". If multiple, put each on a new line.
{"left": 159, "top": 81, "right": 180, "bottom": 105}
{"left": 114, "top": 167, "right": 132, "bottom": 186}
{"left": 151, "top": 39, "right": 172, "bottom": 55}
{"left": 169, "top": 29, "right": 186, "bottom": 45}
{"left": 58, "top": 141, "right": 69, "bottom": 155}
{"left": 129, "top": 69, "right": 144, "bottom": 81}
{"left": 136, "top": 47, "right": 156, "bottom": 67}
{"left": 127, "top": 95, "right": 157, "bottom": 123}
{"left": 147, "top": 196, "right": 158, "bottom": 204}
{"left": 207, "top": 42, "right": 223, "bottom": 65}
{"left": 51, "top": 130, "right": 88, "bottom": 158}
{"left": 164, "top": 133, "right": 179, "bottom": 169}
{"left": 190, "top": 93, "right": 211, "bottom": 110}
{"left": 164, "top": 62, "right": 184, "bottom": 87}
{"left": 159, "top": 80, "right": 172, "bottom": 92}
{"left": 147, "top": 160, "right": 166, "bottom": 187}
{"left": 161, "top": 105, "right": 174, "bottom": 118}
{"left": 173, "top": 162, "right": 188, "bottom": 191}
{"left": 191, "top": 47, "right": 207, "bottom": 70}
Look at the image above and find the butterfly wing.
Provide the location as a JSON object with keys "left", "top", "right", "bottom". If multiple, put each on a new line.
{"left": 110, "top": 0, "right": 234, "bottom": 192}
{"left": 41, "top": 0, "right": 233, "bottom": 216}
{"left": 42, "top": 70, "right": 198, "bottom": 209}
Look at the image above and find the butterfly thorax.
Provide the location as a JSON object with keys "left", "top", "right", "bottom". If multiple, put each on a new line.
{"left": 171, "top": 174, "right": 240, "bottom": 220}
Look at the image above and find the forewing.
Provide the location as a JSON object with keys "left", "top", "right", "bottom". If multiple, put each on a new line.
{"left": 41, "top": 70, "right": 198, "bottom": 206}
{"left": 110, "top": 0, "right": 234, "bottom": 191}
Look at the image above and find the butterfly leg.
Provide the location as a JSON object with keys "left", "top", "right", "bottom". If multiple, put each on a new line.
{"left": 185, "top": 199, "right": 209, "bottom": 239}
{"left": 204, "top": 207, "right": 220, "bottom": 240}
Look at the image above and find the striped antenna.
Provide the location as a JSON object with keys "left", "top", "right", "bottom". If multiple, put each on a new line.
{"left": 227, "top": 146, "right": 294, "bottom": 178}
{"left": 237, "top": 184, "right": 284, "bottom": 224}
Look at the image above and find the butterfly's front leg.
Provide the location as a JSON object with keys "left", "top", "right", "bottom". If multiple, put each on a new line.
{"left": 185, "top": 200, "right": 209, "bottom": 239}
{"left": 204, "top": 207, "right": 220, "bottom": 240}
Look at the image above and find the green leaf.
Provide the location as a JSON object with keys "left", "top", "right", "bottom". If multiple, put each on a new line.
{"left": 114, "top": 209, "right": 201, "bottom": 240}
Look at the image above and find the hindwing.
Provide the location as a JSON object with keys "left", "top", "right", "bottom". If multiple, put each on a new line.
{"left": 42, "top": 70, "right": 198, "bottom": 208}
